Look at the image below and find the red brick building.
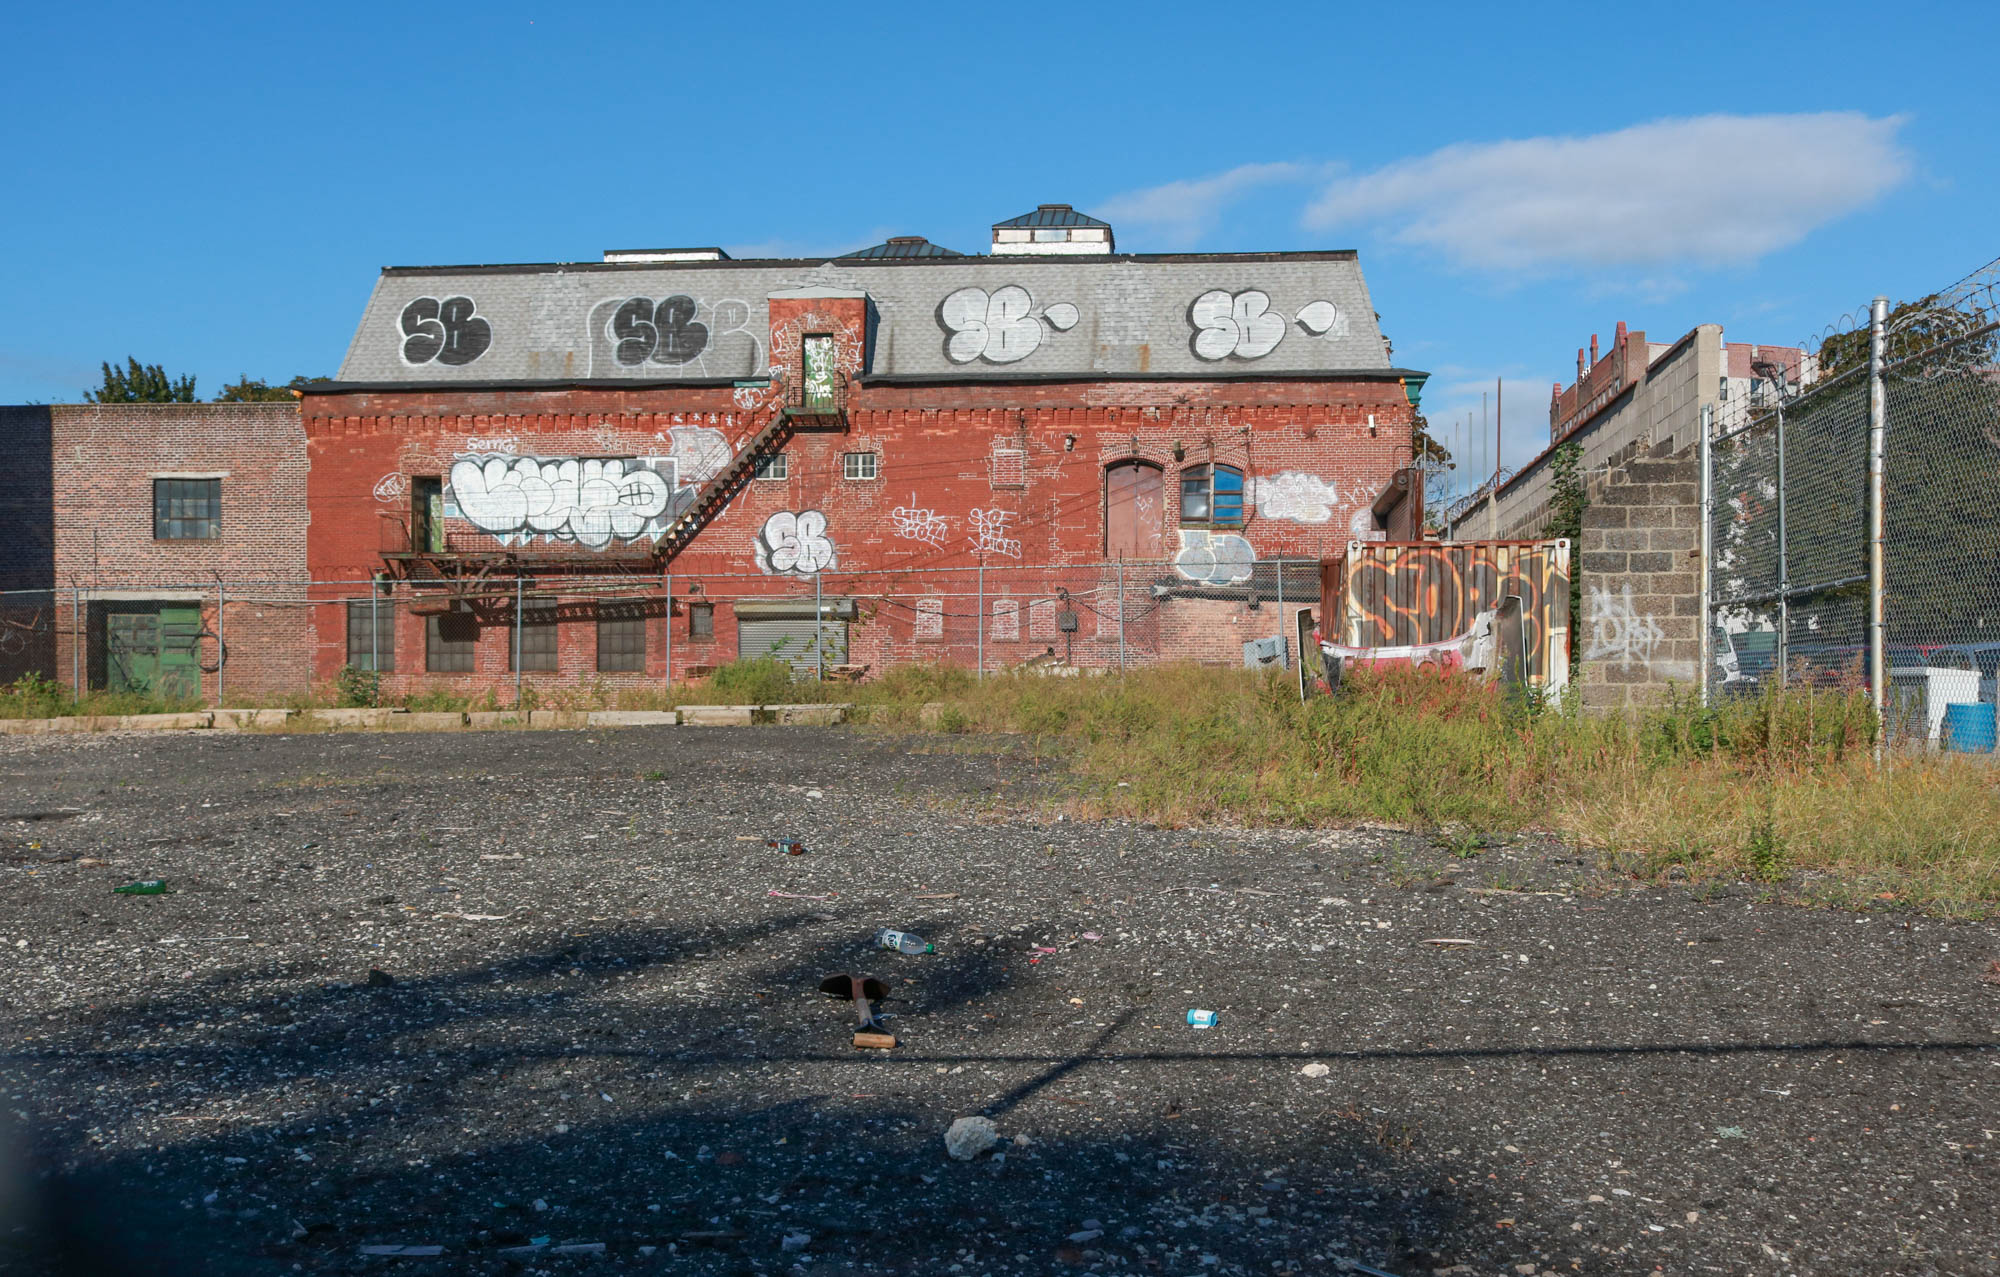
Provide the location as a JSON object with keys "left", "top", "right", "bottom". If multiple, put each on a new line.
{"left": 13, "top": 403, "right": 310, "bottom": 698}
{"left": 303, "top": 208, "right": 1427, "bottom": 692}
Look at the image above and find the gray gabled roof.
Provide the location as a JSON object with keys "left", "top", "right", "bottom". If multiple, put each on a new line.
{"left": 841, "top": 236, "right": 964, "bottom": 259}
{"left": 992, "top": 204, "right": 1110, "bottom": 230}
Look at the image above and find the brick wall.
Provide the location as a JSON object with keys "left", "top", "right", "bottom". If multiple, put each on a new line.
{"left": 302, "top": 378, "right": 1412, "bottom": 690}
{"left": 1577, "top": 441, "right": 1702, "bottom": 711}
{"left": 48, "top": 403, "right": 309, "bottom": 699}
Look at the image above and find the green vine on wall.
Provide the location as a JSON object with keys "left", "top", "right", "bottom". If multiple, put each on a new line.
{"left": 1543, "top": 441, "right": 1586, "bottom": 675}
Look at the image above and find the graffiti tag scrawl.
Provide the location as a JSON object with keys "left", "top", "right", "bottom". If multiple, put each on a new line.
{"left": 401, "top": 296, "right": 492, "bottom": 366}
{"left": 1175, "top": 530, "right": 1256, "bottom": 585}
{"left": 938, "top": 286, "right": 1078, "bottom": 364}
{"left": 1189, "top": 289, "right": 1286, "bottom": 361}
{"left": 448, "top": 455, "right": 684, "bottom": 550}
{"left": 755, "top": 510, "right": 836, "bottom": 576}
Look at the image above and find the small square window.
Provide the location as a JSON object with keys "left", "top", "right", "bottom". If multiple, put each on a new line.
{"left": 842, "top": 452, "right": 878, "bottom": 481}
{"left": 345, "top": 599, "right": 396, "bottom": 672}
{"left": 597, "top": 605, "right": 647, "bottom": 673}
{"left": 153, "top": 478, "right": 220, "bottom": 540}
{"left": 754, "top": 452, "right": 789, "bottom": 481}
{"left": 511, "top": 597, "right": 558, "bottom": 672}
{"left": 688, "top": 601, "right": 714, "bottom": 641}
{"left": 425, "top": 605, "right": 477, "bottom": 673}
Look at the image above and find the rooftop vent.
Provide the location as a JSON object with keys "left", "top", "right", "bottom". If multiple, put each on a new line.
{"left": 602, "top": 247, "right": 732, "bottom": 264}
{"left": 991, "top": 204, "right": 1113, "bottom": 256}
{"left": 841, "top": 235, "right": 965, "bottom": 259}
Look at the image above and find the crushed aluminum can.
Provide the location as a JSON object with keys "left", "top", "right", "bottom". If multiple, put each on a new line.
{"left": 1185, "top": 1009, "right": 1218, "bottom": 1029}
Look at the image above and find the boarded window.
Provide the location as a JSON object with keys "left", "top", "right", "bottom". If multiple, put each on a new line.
{"left": 425, "top": 605, "right": 477, "bottom": 673}
{"left": 153, "top": 478, "right": 220, "bottom": 540}
{"left": 991, "top": 598, "right": 1020, "bottom": 642}
{"left": 915, "top": 596, "right": 944, "bottom": 642}
{"left": 345, "top": 599, "right": 396, "bottom": 672}
{"left": 511, "top": 597, "right": 557, "bottom": 672}
{"left": 597, "top": 606, "right": 647, "bottom": 672}
{"left": 689, "top": 601, "right": 714, "bottom": 640}
{"left": 1105, "top": 461, "right": 1164, "bottom": 559}
{"left": 1028, "top": 598, "right": 1058, "bottom": 640}
{"left": 990, "top": 446, "right": 1027, "bottom": 489}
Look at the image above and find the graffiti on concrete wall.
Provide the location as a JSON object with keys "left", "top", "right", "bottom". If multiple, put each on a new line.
{"left": 967, "top": 507, "right": 1022, "bottom": 559}
{"left": 1252, "top": 472, "right": 1344, "bottom": 524}
{"left": 1175, "top": 529, "right": 1256, "bottom": 585}
{"left": 754, "top": 510, "right": 836, "bottom": 576}
{"left": 938, "top": 286, "right": 1078, "bottom": 364}
{"left": 890, "top": 495, "right": 950, "bottom": 548}
{"left": 1582, "top": 583, "right": 1666, "bottom": 671}
{"left": 401, "top": 296, "right": 492, "bottom": 366}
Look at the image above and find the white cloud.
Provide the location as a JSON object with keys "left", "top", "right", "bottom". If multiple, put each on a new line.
{"left": 1303, "top": 113, "right": 1912, "bottom": 273}
{"left": 1098, "top": 162, "right": 1318, "bottom": 247}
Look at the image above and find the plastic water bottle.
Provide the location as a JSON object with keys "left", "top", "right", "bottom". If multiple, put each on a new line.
{"left": 875, "top": 928, "right": 934, "bottom": 955}
{"left": 113, "top": 880, "right": 168, "bottom": 895}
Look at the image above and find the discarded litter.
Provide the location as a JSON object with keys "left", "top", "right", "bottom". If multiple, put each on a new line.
{"left": 1716, "top": 1126, "right": 1747, "bottom": 1139}
{"left": 1080, "top": 931, "right": 1104, "bottom": 942}
{"left": 876, "top": 928, "right": 935, "bottom": 955}
{"left": 768, "top": 890, "right": 835, "bottom": 900}
{"left": 944, "top": 1115, "right": 1000, "bottom": 1160}
{"left": 821, "top": 972, "right": 895, "bottom": 1049}
{"left": 767, "top": 837, "right": 807, "bottom": 855}
{"left": 780, "top": 1231, "right": 812, "bottom": 1252}
{"left": 112, "top": 880, "right": 167, "bottom": 895}
{"left": 1299, "top": 1062, "right": 1330, "bottom": 1078}
{"left": 1186, "top": 1009, "right": 1218, "bottom": 1029}
{"left": 1421, "top": 938, "right": 1483, "bottom": 947}
{"left": 358, "top": 1244, "right": 443, "bottom": 1257}
{"left": 478, "top": 853, "right": 523, "bottom": 861}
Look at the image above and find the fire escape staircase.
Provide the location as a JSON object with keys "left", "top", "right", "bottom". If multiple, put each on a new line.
{"left": 652, "top": 405, "right": 791, "bottom": 566}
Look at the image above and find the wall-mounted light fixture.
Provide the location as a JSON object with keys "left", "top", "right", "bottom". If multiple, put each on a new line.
{"left": 1063, "top": 434, "right": 1076, "bottom": 452}
{"left": 1367, "top": 413, "right": 1378, "bottom": 437}
{"left": 1172, "top": 440, "right": 1185, "bottom": 462}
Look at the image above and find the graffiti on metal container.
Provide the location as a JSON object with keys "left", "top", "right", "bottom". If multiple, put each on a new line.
{"left": 1253, "top": 472, "right": 1344, "bottom": 524}
{"left": 1583, "top": 582, "right": 1666, "bottom": 671}
{"left": 1339, "top": 541, "right": 1571, "bottom": 690}
{"left": 448, "top": 455, "right": 682, "bottom": 550}
{"left": 371, "top": 473, "right": 407, "bottom": 503}
{"left": 967, "top": 507, "right": 1022, "bottom": 559}
{"left": 938, "top": 286, "right": 1077, "bottom": 364}
{"left": 754, "top": 510, "right": 836, "bottom": 576}
{"left": 400, "top": 296, "right": 492, "bottom": 366}
{"left": 1175, "top": 529, "right": 1256, "bottom": 585}
{"left": 890, "top": 495, "right": 950, "bottom": 548}
{"left": 1189, "top": 289, "right": 1286, "bottom": 361}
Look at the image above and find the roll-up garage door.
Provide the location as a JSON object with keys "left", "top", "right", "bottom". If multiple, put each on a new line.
{"left": 737, "top": 613, "right": 848, "bottom": 676}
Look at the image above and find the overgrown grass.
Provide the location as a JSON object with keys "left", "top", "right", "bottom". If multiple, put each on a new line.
{"left": 843, "top": 664, "right": 2000, "bottom": 915}
{"left": 0, "top": 672, "right": 207, "bottom": 719}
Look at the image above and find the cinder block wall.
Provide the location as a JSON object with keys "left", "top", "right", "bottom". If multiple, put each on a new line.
{"left": 1577, "top": 441, "right": 1702, "bottom": 711}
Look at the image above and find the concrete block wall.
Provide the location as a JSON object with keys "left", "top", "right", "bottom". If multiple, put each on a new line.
{"left": 1577, "top": 441, "right": 1702, "bottom": 711}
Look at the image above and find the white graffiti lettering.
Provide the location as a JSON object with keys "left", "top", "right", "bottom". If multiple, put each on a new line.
{"left": 447, "top": 455, "right": 679, "bottom": 551}
{"left": 1583, "top": 583, "right": 1666, "bottom": 670}
{"left": 755, "top": 510, "right": 835, "bottom": 576}
{"left": 1294, "top": 300, "right": 1349, "bottom": 338}
{"left": 940, "top": 286, "right": 1045, "bottom": 364}
{"left": 664, "top": 425, "right": 731, "bottom": 487}
{"left": 890, "top": 494, "right": 950, "bottom": 547}
{"left": 1253, "top": 472, "right": 1344, "bottom": 524}
{"left": 1190, "top": 289, "right": 1286, "bottom": 361}
{"left": 371, "top": 473, "right": 407, "bottom": 503}
{"left": 967, "top": 507, "right": 1022, "bottom": 559}
{"left": 1175, "top": 529, "right": 1256, "bottom": 585}
{"left": 464, "top": 436, "right": 519, "bottom": 454}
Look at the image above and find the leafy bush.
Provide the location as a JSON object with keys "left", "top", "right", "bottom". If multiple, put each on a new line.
{"left": 334, "top": 665, "right": 380, "bottom": 708}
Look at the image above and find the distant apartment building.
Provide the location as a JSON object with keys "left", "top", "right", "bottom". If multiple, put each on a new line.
{"left": 1449, "top": 321, "right": 1812, "bottom": 540}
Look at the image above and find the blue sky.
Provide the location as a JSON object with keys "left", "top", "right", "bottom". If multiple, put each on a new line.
{"left": 4, "top": 1, "right": 1994, "bottom": 500}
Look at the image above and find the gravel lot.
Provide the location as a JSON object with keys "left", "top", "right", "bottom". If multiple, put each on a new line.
{"left": 0, "top": 725, "right": 1996, "bottom": 1276}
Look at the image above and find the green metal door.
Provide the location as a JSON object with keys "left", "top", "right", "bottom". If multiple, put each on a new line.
{"left": 105, "top": 609, "right": 158, "bottom": 695}
{"left": 104, "top": 605, "right": 201, "bottom": 699}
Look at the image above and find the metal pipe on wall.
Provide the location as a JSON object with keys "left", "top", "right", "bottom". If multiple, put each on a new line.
{"left": 514, "top": 575, "right": 523, "bottom": 710}
{"left": 976, "top": 559, "right": 984, "bottom": 680}
{"left": 1698, "top": 403, "right": 1714, "bottom": 708}
{"left": 215, "top": 577, "right": 226, "bottom": 708}
{"left": 71, "top": 585, "right": 80, "bottom": 695}
{"left": 1867, "top": 296, "right": 1889, "bottom": 758}
{"left": 1775, "top": 391, "right": 1790, "bottom": 688}
{"left": 664, "top": 571, "right": 673, "bottom": 689}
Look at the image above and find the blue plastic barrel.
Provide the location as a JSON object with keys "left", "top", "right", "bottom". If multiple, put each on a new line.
{"left": 1943, "top": 702, "right": 1996, "bottom": 753}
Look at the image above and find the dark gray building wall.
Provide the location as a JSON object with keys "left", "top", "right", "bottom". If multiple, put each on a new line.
{"left": 0, "top": 407, "right": 55, "bottom": 591}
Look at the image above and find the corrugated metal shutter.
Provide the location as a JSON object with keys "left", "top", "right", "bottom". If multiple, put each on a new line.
{"left": 737, "top": 616, "right": 848, "bottom": 676}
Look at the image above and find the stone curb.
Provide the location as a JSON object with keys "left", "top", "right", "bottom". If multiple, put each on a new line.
{"left": 0, "top": 704, "right": 862, "bottom": 735}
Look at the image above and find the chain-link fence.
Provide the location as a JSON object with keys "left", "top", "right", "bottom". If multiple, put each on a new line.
{"left": 1704, "top": 255, "right": 2000, "bottom": 749}
{"left": 0, "top": 556, "right": 1323, "bottom": 707}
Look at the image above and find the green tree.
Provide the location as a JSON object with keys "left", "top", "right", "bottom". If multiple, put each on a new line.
{"left": 214, "top": 374, "right": 325, "bottom": 402}
{"left": 85, "top": 357, "right": 196, "bottom": 403}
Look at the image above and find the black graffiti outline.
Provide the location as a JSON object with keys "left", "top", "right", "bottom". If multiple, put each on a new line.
{"left": 401, "top": 296, "right": 492, "bottom": 367}
{"left": 611, "top": 296, "right": 710, "bottom": 367}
